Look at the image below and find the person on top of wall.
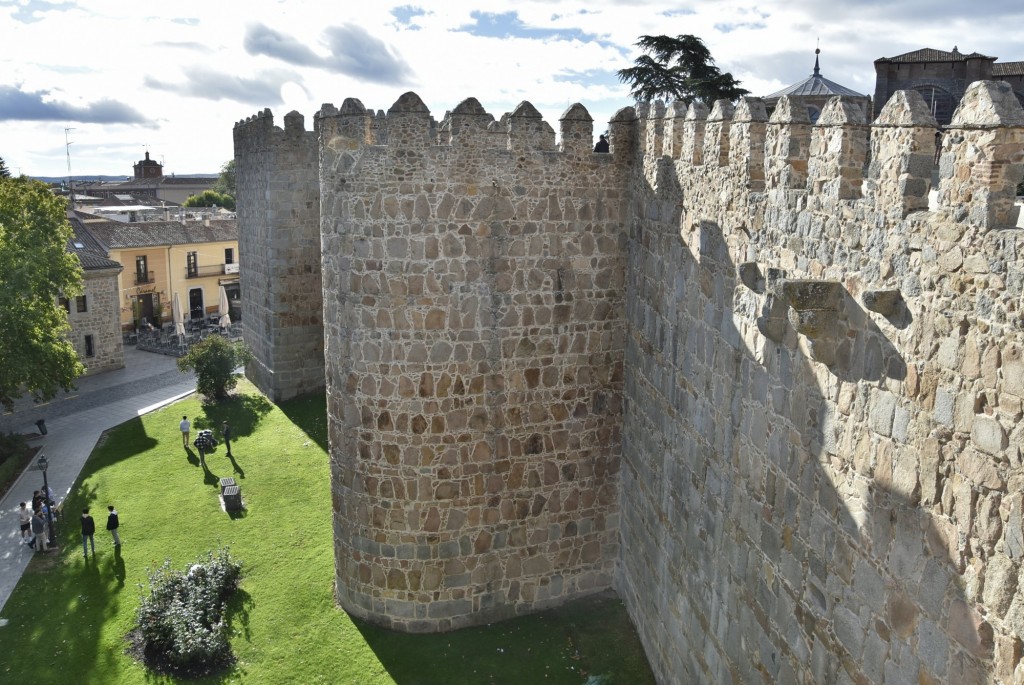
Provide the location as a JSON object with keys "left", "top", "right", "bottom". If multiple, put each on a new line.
{"left": 594, "top": 134, "right": 610, "bottom": 153}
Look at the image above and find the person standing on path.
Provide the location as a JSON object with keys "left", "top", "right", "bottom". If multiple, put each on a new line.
{"left": 221, "top": 421, "right": 233, "bottom": 457}
{"left": 81, "top": 508, "right": 96, "bottom": 558}
{"left": 180, "top": 415, "right": 191, "bottom": 447}
{"left": 30, "top": 510, "right": 47, "bottom": 552}
{"left": 18, "top": 502, "right": 31, "bottom": 540}
{"left": 106, "top": 505, "right": 121, "bottom": 546}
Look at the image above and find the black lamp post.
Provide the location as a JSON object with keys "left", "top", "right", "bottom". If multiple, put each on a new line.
{"left": 38, "top": 454, "right": 55, "bottom": 546}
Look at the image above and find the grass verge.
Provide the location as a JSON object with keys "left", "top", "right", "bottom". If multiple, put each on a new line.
{"left": 0, "top": 382, "right": 655, "bottom": 684}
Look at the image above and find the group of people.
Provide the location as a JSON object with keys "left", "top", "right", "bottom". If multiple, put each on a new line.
{"left": 18, "top": 493, "right": 121, "bottom": 557}
{"left": 179, "top": 415, "right": 233, "bottom": 458}
{"left": 79, "top": 505, "right": 119, "bottom": 559}
{"left": 17, "top": 493, "right": 52, "bottom": 553}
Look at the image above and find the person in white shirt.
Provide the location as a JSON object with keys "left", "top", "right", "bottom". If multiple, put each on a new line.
{"left": 180, "top": 415, "right": 191, "bottom": 447}
{"left": 18, "top": 502, "right": 31, "bottom": 540}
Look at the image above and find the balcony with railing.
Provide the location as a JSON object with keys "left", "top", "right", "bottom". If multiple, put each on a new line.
{"left": 134, "top": 270, "right": 155, "bottom": 285}
{"left": 186, "top": 263, "right": 240, "bottom": 279}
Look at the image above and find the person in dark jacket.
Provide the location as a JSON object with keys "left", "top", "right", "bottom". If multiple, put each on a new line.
{"left": 30, "top": 510, "right": 47, "bottom": 552}
{"left": 221, "top": 421, "right": 233, "bottom": 457}
{"left": 106, "top": 505, "right": 121, "bottom": 546}
{"left": 81, "top": 508, "right": 96, "bottom": 558}
{"left": 594, "top": 134, "right": 609, "bottom": 153}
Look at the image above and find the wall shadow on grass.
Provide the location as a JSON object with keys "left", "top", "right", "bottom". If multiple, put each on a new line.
{"left": 351, "top": 591, "right": 656, "bottom": 685}
{"left": 275, "top": 389, "right": 329, "bottom": 453}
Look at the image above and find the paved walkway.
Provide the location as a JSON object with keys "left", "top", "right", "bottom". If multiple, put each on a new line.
{"left": 0, "top": 347, "right": 197, "bottom": 615}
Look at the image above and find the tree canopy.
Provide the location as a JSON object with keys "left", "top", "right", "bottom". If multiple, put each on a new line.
{"left": 0, "top": 176, "right": 84, "bottom": 410}
{"left": 0, "top": 157, "right": 10, "bottom": 178}
{"left": 177, "top": 335, "right": 252, "bottom": 401}
{"left": 617, "top": 34, "right": 749, "bottom": 105}
{"left": 212, "top": 159, "right": 235, "bottom": 197}
{"left": 183, "top": 189, "right": 236, "bottom": 211}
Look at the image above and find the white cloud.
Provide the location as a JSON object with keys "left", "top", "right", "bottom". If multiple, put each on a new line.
{"left": 0, "top": 0, "right": 1020, "bottom": 176}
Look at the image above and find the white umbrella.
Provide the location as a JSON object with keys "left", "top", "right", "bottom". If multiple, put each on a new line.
{"left": 172, "top": 293, "right": 186, "bottom": 338}
{"left": 218, "top": 286, "right": 231, "bottom": 329}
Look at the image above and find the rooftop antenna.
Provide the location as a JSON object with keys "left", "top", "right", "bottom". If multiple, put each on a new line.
{"left": 64, "top": 126, "right": 76, "bottom": 205}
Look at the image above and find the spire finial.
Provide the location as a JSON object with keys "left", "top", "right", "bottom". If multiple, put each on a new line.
{"left": 813, "top": 40, "right": 821, "bottom": 77}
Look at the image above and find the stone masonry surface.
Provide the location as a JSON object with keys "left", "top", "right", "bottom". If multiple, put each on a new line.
{"left": 235, "top": 80, "right": 1024, "bottom": 683}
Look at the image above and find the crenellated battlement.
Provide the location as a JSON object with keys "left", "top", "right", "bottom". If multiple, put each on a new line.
{"left": 237, "top": 79, "right": 1024, "bottom": 682}
{"left": 631, "top": 81, "right": 1024, "bottom": 230}
{"left": 309, "top": 92, "right": 599, "bottom": 156}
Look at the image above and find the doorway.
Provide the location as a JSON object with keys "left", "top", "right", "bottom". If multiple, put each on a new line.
{"left": 136, "top": 293, "right": 155, "bottom": 328}
{"left": 189, "top": 288, "right": 205, "bottom": 320}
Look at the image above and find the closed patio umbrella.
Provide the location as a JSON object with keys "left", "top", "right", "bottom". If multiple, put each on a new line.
{"left": 218, "top": 286, "right": 231, "bottom": 329}
{"left": 172, "top": 293, "right": 186, "bottom": 338}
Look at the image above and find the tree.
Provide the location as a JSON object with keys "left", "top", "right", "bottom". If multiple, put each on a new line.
{"left": 183, "top": 189, "right": 235, "bottom": 212}
{"left": 177, "top": 335, "right": 253, "bottom": 401}
{"left": 212, "top": 159, "right": 235, "bottom": 197}
{"left": 617, "top": 34, "right": 749, "bottom": 105}
{"left": 0, "top": 176, "right": 84, "bottom": 410}
{"left": 0, "top": 157, "right": 10, "bottom": 178}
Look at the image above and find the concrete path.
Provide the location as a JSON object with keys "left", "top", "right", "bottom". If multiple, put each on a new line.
{"left": 0, "top": 347, "right": 197, "bottom": 616}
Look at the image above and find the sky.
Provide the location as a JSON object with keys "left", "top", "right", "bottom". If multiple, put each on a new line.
{"left": 2, "top": 0, "right": 1023, "bottom": 178}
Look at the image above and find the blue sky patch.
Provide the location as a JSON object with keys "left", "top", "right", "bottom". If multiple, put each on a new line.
{"left": 392, "top": 5, "right": 427, "bottom": 30}
{"left": 455, "top": 10, "right": 602, "bottom": 44}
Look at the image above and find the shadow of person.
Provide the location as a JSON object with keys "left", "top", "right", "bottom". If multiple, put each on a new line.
{"left": 112, "top": 544, "right": 126, "bottom": 589}
{"left": 185, "top": 447, "right": 199, "bottom": 467}
{"left": 201, "top": 460, "right": 220, "bottom": 488}
{"left": 226, "top": 452, "right": 245, "bottom": 479}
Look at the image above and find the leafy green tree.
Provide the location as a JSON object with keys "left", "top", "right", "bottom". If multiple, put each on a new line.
{"left": 0, "top": 157, "right": 10, "bottom": 178}
{"left": 0, "top": 176, "right": 84, "bottom": 410}
{"left": 177, "top": 335, "right": 253, "bottom": 401}
{"left": 618, "top": 34, "right": 749, "bottom": 105}
{"left": 212, "top": 159, "right": 235, "bottom": 197}
{"left": 184, "top": 189, "right": 235, "bottom": 211}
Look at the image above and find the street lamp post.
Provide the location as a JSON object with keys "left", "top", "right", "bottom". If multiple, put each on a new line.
{"left": 38, "top": 454, "right": 55, "bottom": 546}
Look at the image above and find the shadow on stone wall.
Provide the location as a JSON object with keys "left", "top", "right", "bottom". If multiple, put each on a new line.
{"left": 619, "top": 184, "right": 992, "bottom": 682}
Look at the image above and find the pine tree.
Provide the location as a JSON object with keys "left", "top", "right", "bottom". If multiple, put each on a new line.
{"left": 617, "top": 34, "right": 749, "bottom": 105}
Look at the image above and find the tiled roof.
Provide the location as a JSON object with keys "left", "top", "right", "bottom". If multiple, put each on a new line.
{"left": 74, "top": 212, "right": 237, "bottom": 250}
{"left": 66, "top": 215, "right": 122, "bottom": 271}
{"left": 765, "top": 74, "right": 865, "bottom": 100}
{"left": 993, "top": 61, "right": 1024, "bottom": 76}
{"left": 764, "top": 52, "right": 865, "bottom": 101}
{"left": 876, "top": 48, "right": 995, "bottom": 64}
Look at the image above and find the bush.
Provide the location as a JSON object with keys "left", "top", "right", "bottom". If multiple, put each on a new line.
{"left": 177, "top": 335, "right": 253, "bottom": 401}
{"left": 133, "top": 548, "right": 242, "bottom": 676}
{"left": 0, "top": 431, "right": 28, "bottom": 465}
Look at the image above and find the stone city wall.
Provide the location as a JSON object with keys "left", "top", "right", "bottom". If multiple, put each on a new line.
{"left": 314, "top": 93, "right": 628, "bottom": 631}
{"left": 618, "top": 82, "right": 1024, "bottom": 683}
{"left": 233, "top": 109, "right": 323, "bottom": 402}
{"left": 235, "top": 80, "right": 1024, "bottom": 682}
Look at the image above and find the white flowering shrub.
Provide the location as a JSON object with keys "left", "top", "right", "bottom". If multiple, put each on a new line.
{"left": 134, "top": 548, "right": 242, "bottom": 675}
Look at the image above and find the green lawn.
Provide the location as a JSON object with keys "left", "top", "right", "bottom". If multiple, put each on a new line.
{"left": 0, "top": 382, "right": 654, "bottom": 685}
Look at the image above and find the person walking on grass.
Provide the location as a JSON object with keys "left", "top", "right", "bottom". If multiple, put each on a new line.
{"left": 18, "top": 502, "right": 31, "bottom": 541}
{"left": 180, "top": 415, "right": 191, "bottom": 447}
{"left": 30, "top": 510, "right": 47, "bottom": 552}
{"left": 106, "top": 505, "right": 121, "bottom": 546}
{"left": 221, "top": 420, "right": 233, "bottom": 457}
{"left": 81, "top": 508, "right": 96, "bottom": 558}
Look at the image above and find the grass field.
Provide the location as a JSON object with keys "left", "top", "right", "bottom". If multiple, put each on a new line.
{"left": 0, "top": 382, "right": 655, "bottom": 685}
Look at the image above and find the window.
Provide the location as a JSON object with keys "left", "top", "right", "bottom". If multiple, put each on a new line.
{"left": 58, "top": 296, "right": 70, "bottom": 313}
{"left": 186, "top": 251, "right": 198, "bottom": 278}
{"left": 136, "top": 255, "right": 149, "bottom": 284}
{"left": 76, "top": 295, "right": 87, "bottom": 313}
{"left": 84, "top": 335, "right": 94, "bottom": 357}
{"left": 225, "top": 248, "right": 234, "bottom": 265}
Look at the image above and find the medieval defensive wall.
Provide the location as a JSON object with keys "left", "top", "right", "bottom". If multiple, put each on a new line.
{"left": 235, "top": 81, "right": 1024, "bottom": 684}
